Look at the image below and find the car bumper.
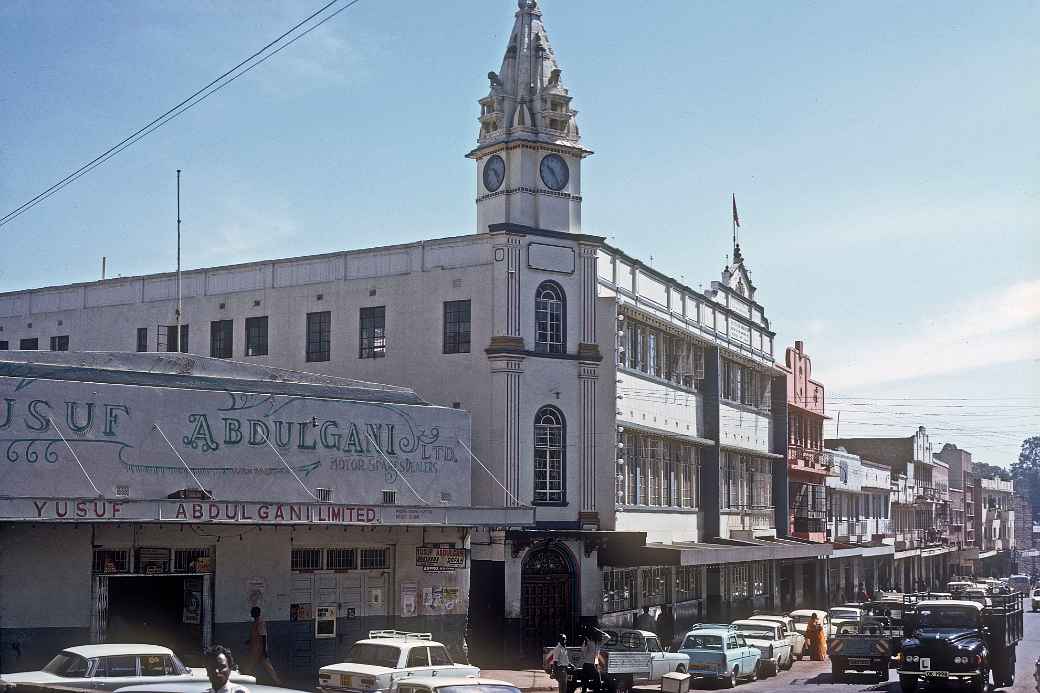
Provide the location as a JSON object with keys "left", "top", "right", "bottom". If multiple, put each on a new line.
{"left": 897, "top": 671, "right": 981, "bottom": 681}
{"left": 687, "top": 670, "right": 728, "bottom": 680}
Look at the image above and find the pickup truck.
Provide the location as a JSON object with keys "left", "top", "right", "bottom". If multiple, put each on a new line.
{"left": 542, "top": 628, "right": 688, "bottom": 693}
{"left": 318, "top": 631, "right": 479, "bottom": 693}
{"left": 897, "top": 595, "right": 1023, "bottom": 693}
{"left": 826, "top": 618, "right": 891, "bottom": 682}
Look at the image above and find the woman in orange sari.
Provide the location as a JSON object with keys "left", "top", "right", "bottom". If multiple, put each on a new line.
{"left": 805, "top": 613, "right": 828, "bottom": 661}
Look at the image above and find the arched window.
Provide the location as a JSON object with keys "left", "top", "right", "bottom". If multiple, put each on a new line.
{"left": 534, "top": 406, "right": 565, "bottom": 504}
{"left": 535, "top": 281, "right": 566, "bottom": 354}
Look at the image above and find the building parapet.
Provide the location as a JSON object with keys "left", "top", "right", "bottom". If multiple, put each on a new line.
{"left": 981, "top": 478, "right": 1014, "bottom": 493}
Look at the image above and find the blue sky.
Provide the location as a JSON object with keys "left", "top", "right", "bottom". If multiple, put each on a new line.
{"left": 1, "top": 0, "right": 1037, "bottom": 467}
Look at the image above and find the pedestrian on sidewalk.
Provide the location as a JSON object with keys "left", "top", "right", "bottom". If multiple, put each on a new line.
{"left": 805, "top": 613, "right": 827, "bottom": 661}
{"left": 635, "top": 607, "right": 655, "bottom": 632}
{"left": 579, "top": 625, "right": 608, "bottom": 693}
{"left": 203, "top": 645, "right": 250, "bottom": 693}
{"left": 550, "top": 634, "right": 572, "bottom": 693}
{"left": 246, "top": 607, "right": 282, "bottom": 686}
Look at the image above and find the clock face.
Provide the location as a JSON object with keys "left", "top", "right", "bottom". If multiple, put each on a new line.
{"left": 539, "top": 153, "right": 570, "bottom": 191}
{"left": 482, "top": 155, "right": 505, "bottom": 192}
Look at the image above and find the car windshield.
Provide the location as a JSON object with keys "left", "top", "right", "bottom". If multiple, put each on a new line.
{"left": 917, "top": 607, "right": 980, "bottom": 629}
{"left": 345, "top": 643, "right": 401, "bottom": 669}
{"left": 829, "top": 609, "right": 858, "bottom": 619}
{"left": 736, "top": 625, "right": 775, "bottom": 638}
{"left": 681, "top": 634, "right": 723, "bottom": 650}
{"left": 42, "top": 652, "right": 89, "bottom": 677}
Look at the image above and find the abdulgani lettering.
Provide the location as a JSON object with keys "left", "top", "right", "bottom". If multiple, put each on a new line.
{"left": 170, "top": 501, "right": 378, "bottom": 524}
{"left": 182, "top": 414, "right": 409, "bottom": 456}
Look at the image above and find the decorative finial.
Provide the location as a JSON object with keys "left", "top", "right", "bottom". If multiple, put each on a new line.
{"left": 733, "top": 243, "right": 744, "bottom": 265}
{"left": 519, "top": 0, "right": 538, "bottom": 9}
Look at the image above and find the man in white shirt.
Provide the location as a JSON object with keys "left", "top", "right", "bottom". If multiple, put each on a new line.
{"left": 550, "top": 634, "right": 571, "bottom": 693}
{"left": 579, "top": 626, "right": 608, "bottom": 693}
{"left": 204, "top": 645, "right": 251, "bottom": 693}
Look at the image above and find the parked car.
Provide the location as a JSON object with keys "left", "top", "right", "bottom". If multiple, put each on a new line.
{"left": 0, "top": 644, "right": 254, "bottom": 690}
{"left": 746, "top": 614, "right": 806, "bottom": 661}
{"left": 789, "top": 610, "right": 832, "bottom": 637}
{"left": 543, "top": 628, "right": 688, "bottom": 693}
{"left": 397, "top": 677, "right": 521, "bottom": 693}
{"left": 1031, "top": 588, "right": 1040, "bottom": 612}
{"left": 677, "top": 626, "right": 760, "bottom": 688}
{"left": 318, "top": 631, "right": 478, "bottom": 693}
{"left": 116, "top": 684, "right": 304, "bottom": 693}
{"left": 827, "top": 607, "right": 862, "bottom": 630}
{"left": 731, "top": 620, "right": 792, "bottom": 675}
{"left": 1009, "top": 574, "right": 1031, "bottom": 595}
{"left": 962, "top": 588, "right": 993, "bottom": 607}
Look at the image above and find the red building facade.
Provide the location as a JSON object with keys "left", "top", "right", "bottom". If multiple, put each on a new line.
{"left": 785, "top": 341, "right": 831, "bottom": 541}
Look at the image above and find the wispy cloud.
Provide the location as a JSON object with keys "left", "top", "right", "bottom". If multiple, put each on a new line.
{"left": 819, "top": 279, "right": 1040, "bottom": 389}
{"left": 203, "top": 197, "right": 299, "bottom": 265}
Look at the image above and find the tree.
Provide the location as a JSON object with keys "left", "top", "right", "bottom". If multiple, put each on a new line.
{"left": 1011, "top": 436, "right": 1040, "bottom": 511}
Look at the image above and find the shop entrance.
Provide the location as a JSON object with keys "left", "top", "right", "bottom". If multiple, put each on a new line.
{"left": 93, "top": 574, "right": 211, "bottom": 665}
{"left": 520, "top": 544, "right": 577, "bottom": 661}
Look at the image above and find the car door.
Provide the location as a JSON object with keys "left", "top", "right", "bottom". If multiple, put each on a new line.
{"left": 735, "top": 636, "right": 754, "bottom": 675}
{"left": 726, "top": 636, "right": 741, "bottom": 676}
{"left": 90, "top": 655, "right": 140, "bottom": 690}
{"left": 427, "top": 645, "right": 458, "bottom": 676}
{"left": 645, "top": 636, "right": 666, "bottom": 680}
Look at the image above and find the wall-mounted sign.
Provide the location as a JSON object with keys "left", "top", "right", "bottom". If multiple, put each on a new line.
{"left": 416, "top": 546, "right": 466, "bottom": 572}
{"left": 315, "top": 606, "right": 337, "bottom": 639}
{"left": 728, "top": 319, "right": 752, "bottom": 345}
{"left": 401, "top": 582, "right": 417, "bottom": 617}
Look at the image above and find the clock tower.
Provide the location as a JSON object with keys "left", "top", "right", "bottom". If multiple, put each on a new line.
{"left": 468, "top": 0, "right": 592, "bottom": 234}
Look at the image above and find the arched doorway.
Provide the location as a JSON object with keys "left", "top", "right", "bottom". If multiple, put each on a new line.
{"left": 521, "top": 543, "right": 578, "bottom": 659}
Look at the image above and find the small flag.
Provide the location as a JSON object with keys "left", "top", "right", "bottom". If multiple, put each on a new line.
{"left": 732, "top": 194, "right": 740, "bottom": 228}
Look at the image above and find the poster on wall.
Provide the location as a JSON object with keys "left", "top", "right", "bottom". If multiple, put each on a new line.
{"left": 442, "top": 588, "right": 458, "bottom": 611}
{"left": 183, "top": 578, "right": 202, "bottom": 624}
{"left": 246, "top": 577, "right": 266, "bottom": 608}
{"left": 401, "top": 582, "right": 417, "bottom": 617}
{"left": 368, "top": 588, "right": 384, "bottom": 609}
{"left": 416, "top": 546, "right": 466, "bottom": 572}
{"left": 421, "top": 588, "right": 434, "bottom": 609}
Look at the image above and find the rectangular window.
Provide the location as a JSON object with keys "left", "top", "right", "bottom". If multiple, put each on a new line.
{"left": 19, "top": 338, "right": 38, "bottom": 350}
{"left": 359, "top": 306, "right": 386, "bottom": 359}
{"left": 245, "top": 316, "right": 269, "bottom": 357}
{"left": 442, "top": 300, "right": 471, "bottom": 354}
{"left": 326, "top": 548, "right": 356, "bottom": 570}
{"left": 0, "top": 341, "right": 8, "bottom": 350}
{"left": 210, "top": 320, "right": 233, "bottom": 359}
{"left": 49, "top": 335, "right": 69, "bottom": 351}
{"left": 675, "top": 565, "right": 702, "bottom": 602}
{"left": 602, "top": 568, "right": 636, "bottom": 613}
{"left": 165, "top": 324, "right": 188, "bottom": 353}
{"left": 291, "top": 548, "right": 323, "bottom": 571}
{"left": 136, "top": 328, "right": 148, "bottom": 353}
{"left": 306, "top": 311, "right": 331, "bottom": 362}
{"left": 641, "top": 566, "right": 668, "bottom": 606}
{"left": 360, "top": 547, "right": 388, "bottom": 570}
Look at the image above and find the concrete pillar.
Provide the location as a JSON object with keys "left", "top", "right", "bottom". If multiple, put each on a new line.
{"left": 702, "top": 347, "right": 721, "bottom": 539}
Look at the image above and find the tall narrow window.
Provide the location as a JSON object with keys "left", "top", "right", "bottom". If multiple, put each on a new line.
{"left": 534, "top": 281, "right": 565, "bottom": 354}
{"left": 533, "top": 406, "right": 565, "bottom": 504}
{"left": 19, "top": 338, "right": 38, "bottom": 350}
{"left": 359, "top": 306, "right": 386, "bottom": 359}
{"left": 245, "top": 316, "right": 269, "bottom": 357}
{"left": 306, "top": 311, "right": 331, "bottom": 362}
{"left": 0, "top": 341, "right": 8, "bottom": 350}
{"left": 210, "top": 320, "right": 233, "bottom": 359}
{"left": 136, "top": 328, "right": 148, "bottom": 353}
{"left": 443, "top": 300, "right": 471, "bottom": 354}
{"left": 49, "top": 336, "right": 69, "bottom": 351}
{"left": 165, "top": 325, "right": 188, "bottom": 353}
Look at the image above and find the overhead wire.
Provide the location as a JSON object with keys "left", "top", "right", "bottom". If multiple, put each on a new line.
{"left": 0, "top": 0, "right": 363, "bottom": 228}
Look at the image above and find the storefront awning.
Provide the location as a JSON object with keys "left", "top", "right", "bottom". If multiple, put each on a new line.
{"left": 599, "top": 536, "right": 831, "bottom": 567}
{"left": 720, "top": 444, "right": 784, "bottom": 460}
{"left": 618, "top": 420, "right": 715, "bottom": 447}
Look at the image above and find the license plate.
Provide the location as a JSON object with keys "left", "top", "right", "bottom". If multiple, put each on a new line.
{"left": 850, "top": 658, "right": 872, "bottom": 666}
{"left": 689, "top": 664, "right": 708, "bottom": 669}
{"left": 340, "top": 675, "right": 352, "bottom": 687}
{"left": 922, "top": 671, "right": 948, "bottom": 679}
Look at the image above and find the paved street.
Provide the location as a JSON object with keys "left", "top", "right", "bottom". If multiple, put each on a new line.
{"left": 628, "top": 605, "right": 1040, "bottom": 693}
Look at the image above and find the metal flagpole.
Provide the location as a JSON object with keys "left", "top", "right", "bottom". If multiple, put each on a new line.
{"left": 176, "top": 169, "right": 182, "bottom": 352}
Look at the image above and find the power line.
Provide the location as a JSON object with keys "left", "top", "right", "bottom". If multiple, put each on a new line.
{"left": 0, "top": 0, "right": 363, "bottom": 229}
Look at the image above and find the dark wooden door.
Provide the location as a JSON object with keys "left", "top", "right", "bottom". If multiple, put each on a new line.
{"left": 521, "top": 546, "right": 576, "bottom": 659}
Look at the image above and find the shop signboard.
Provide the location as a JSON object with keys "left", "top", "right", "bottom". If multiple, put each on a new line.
{"left": 416, "top": 546, "right": 467, "bottom": 572}
{"left": 0, "top": 372, "right": 471, "bottom": 506}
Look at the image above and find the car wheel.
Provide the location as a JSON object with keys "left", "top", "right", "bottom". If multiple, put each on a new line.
{"left": 782, "top": 654, "right": 792, "bottom": 671}
{"left": 970, "top": 670, "right": 987, "bottom": 693}
{"left": 899, "top": 675, "right": 917, "bottom": 693}
{"left": 724, "top": 667, "right": 737, "bottom": 688}
{"left": 748, "top": 665, "right": 758, "bottom": 682}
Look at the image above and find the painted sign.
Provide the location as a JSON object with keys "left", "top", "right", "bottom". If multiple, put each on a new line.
{"left": 0, "top": 374, "right": 470, "bottom": 505}
{"left": 728, "top": 319, "right": 752, "bottom": 345}
{"left": 416, "top": 546, "right": 467, "bottom": 572}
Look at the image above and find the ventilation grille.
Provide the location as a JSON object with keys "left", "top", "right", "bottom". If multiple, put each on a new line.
{"left": 382, "top": 489, "right": 397, "bottom": 505}
{"left": 114, "top": 484, "right": 131, "bottom": 497}
{"left": 315, "top": 487, "right": 333, "bottom": 503}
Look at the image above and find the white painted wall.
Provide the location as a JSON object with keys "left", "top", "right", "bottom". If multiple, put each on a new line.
{"left": 616, "top": 371, "right": 704, "bottom": 440}
{"left": 615, "top": 510, "right": 700, "bottom": 544}
{"left": 718, "top": 404, "right": 771, "bottom": 453}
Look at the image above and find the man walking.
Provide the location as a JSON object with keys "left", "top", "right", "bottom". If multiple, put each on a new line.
{"left": 550, "top": 634, "right": 572, "bottom": 693}
{"left": 246, "top": 607, "right": 282, "bottom": 686}
{"left": 579, "top": 625, "right": 609, "bottom": 693}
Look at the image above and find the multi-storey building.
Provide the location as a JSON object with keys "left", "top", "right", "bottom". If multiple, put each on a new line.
{"left": 1013, "top": 493, "right": 1034, "bottom": 575}
{"left": 781, "top": 341, "right": 831, "bottom": 608}
{"left": 827, "top": 427, "right": 955, "bottom": 592}
{"left": 935, "top": 443, "right": 977, "bottom": 576}
{"left": 824, "top": 448, "right": 894, "bottom": 600}
{"left": 975, "top": 475, "right": 1015, "bottom": 576}
{"left": 0, "top": 0, "right": 829, "bottom": 664}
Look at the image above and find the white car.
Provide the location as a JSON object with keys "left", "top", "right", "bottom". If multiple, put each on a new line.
{"left": 731, "top": 620, "right": 792, "bottom": 676}
{"left": 397, "top": 677, "right": 520, "bottom": 693}
{"left": 1030, "top": 588, "right": 1040, "bottom": 612}
{"left": 789, "top": 610, "right": 832, "bottom": 638}
{"left": 827, "top": 607, "right": 862, "bottom": 632}
{"left": 117, "top": 684, "right": 303, "bottom": 693}
{"left": 746, "top": 615, "right": 806, "bottom": 662}
{"left": 0, "top": 644, "right": 255, "bottom": 690}
{"left": 318, "top": 631, "right": 478, "bottom": 693}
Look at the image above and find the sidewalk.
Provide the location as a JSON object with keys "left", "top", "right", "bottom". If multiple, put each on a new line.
{"left": 479, "top": 669, "right": 558, "bottom": 692}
